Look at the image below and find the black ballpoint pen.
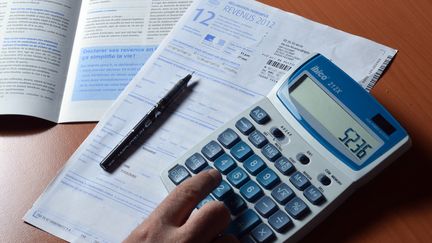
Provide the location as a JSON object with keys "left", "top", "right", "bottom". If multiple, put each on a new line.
{"left": 100, "top": 73, "right": 193, "bottom": 172}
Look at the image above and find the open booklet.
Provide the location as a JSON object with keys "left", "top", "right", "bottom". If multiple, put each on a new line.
{"left": 24, "top": 0, "right": 397, "bottom": 242}
{"left": 0, "top": 0, "right": 192, "bottom": 123}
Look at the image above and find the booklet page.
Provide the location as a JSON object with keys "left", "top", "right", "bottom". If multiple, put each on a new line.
{"left": 0, "top": 0, "right": 81, "bottom": 121}
{"left": 24, "top": 0, "right": 397, "bottom": 241}
{"left": 58, "top": 0, "right": 193, "bottom": 122}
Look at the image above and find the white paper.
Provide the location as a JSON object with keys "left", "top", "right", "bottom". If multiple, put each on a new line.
{"left": 0, "top": 0, "right": 81, "bottom": 121}
{"left": 0, "top": 0, "right": 192, "bottom": 123}
{"left": 58, "top": 0, "right": 193, "bottom": 122}
{"left": 24, "top": 0, "right": 397, "bottom": 242}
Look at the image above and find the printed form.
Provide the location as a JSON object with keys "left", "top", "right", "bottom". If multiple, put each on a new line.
{"left": 24, "top": 0, "right": 397, "bottom": 242}
{"left": 58, "top": 0, "right": 194, "bottom": 122}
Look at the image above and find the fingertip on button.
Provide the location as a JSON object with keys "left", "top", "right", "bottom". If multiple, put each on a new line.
{"left": 200, "top": 169, "right": 221, "bottom": 191}
{"left": 207, "top": 168, "right": 222, "bottom": 182}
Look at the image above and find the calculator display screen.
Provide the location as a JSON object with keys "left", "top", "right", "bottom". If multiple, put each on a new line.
{"left": 290, "top": 75, "right": 382, "bottom": 163}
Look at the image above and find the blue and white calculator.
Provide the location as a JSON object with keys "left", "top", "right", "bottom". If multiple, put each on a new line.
{"left": 161, "top": 54, "right": 410, "bottom": 242}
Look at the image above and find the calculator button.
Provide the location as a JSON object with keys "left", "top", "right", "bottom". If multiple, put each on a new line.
{"left": 251, "top": 223, "right": 275, "bottom": 243}
{"left": 254, "top": 196, "right": 278, "bottom": 218}
{"left": 201, "top": 165, "right": 214, "bottom": 171}
{"left": 240, "top": 180, "right": 264, "bottom": 202}
{"left": 250, "top": 106, "right": 270, "bottom": 125}
{"left": 274, "top": 157, "right": 295, "bottom": 175}
{"left": 201, "top": 141, "right": 224, "bottom": 161}
{"left": 218, "top": 128, "right": 240, "bottom": 149}
{"left": 227, "top": 167, "right": 249, "bottom": 188}
{"left": 230, "top": 141, "right": 254, "bottom": 162}
{"left": 248, "top": 130, "right": 268, "bottom": 148}
{"left": 243, "top": 154, "right": 266, "bottom": 176}
{"left": 240, "top": 235, "right": 256, "bottom": 243}
{"left": 297, "top": 153, "right": 310, "bottom": 165}
{"left": 289, "top": 171, "right": 311, "bottom": 190}
{"left": 197, "top": 195, "right": 215, "bottom": 209}
{"left": 168, "top": 164, "right": 190, "bottom": 185}
{"left": 318, "top": 173, "right": 331, "bottom": 186}
{"left": 226, "top": 209, "right": 261, "bottom": 236}
{"left": 212, "top": 180, "right": 233, "bottom": 200}
{"left": 236, "top": 117, "right": 255, "bottom": 135}
{"left": 214, "top": 154, "right": 237, "bottom": 174}
{"left": 270, "top": 127, "right": 285, "bottom": 140}
{"left": 261, "top": 144, "right": 281, "bottom": 162}
{"left": 304, "top": 185, "right": 326, "bottom": 205}
{"left": 256, "top": 168, "right": 280, "bottom": 190}
{"left": 224, "top": 194, "right": 247, "bottom": 215}
{"left": 285, "top": 197, "right": 310, "bottom": 219}
{"left": 271, "top": 183, "right": 295, "bottom": 204}
{"left": 185, "top": 153, "right": 208, "bottom": 173}
{"left": 268, "top": 210, "right": 293, "bottom": 233}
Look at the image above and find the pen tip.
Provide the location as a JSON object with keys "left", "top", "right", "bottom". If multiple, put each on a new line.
{"left": 183, "top": 73, "right": 193, "bottom": 85}
{"left": 184, "top": 72, "right": 194, "bottom": 83}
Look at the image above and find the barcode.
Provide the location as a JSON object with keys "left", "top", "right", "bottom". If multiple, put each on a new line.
{"left": 266, "top": 59, "right": 290, "bottom": 71}
{"left": 366, "top": 55, "right": 394, "bottom": 92}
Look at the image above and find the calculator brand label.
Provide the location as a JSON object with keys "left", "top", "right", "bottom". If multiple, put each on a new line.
{"left": 311, "top": 66, "right": 328, "bottom": 80}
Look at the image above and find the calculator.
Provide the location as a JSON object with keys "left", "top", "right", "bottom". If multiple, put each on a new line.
{"left": 161, "top": 54, "right": 410, "bottom": 242}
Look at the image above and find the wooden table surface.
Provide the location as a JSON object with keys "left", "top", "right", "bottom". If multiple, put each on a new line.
{"left": 1, "top": 0, "right": 432, "bottom": 242}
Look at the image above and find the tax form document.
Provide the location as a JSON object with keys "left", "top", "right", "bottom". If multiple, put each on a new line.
{"left": 24, "top": 0, "right": 397, "bottom": 242}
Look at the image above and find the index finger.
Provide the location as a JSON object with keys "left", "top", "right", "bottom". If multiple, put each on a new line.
{"left": 155, "top": 169, "right": 221, "bottom": 226}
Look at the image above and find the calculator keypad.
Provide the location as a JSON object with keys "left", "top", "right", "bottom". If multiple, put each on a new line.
{"left": 285, "top": 197, "right": 310, "bottom": 219}
{"left": 261, "top": 144, "right": 282, "bottom": 162}
{"left": 214, "top": 154, "right": 237, "bottom": 174}
{"left": 201, "top": 141, "right": 224, "bottom": 161}
{"left": 227, "top": 167, "right": 249, "bottom": 188}
{"left": 250, "top": 106, "right": 271, "bottom": 124}
{"left": 226, "top": 209, "right": 261, "bottom": 236}
{"left": 240, "top": 180, "right": 264, "bottom": 202}
{"left": 224, "top": 194, "right": 247, "bottom": 215}
{"left": 218, "top": 128, "right": 240, "bottom": 148}
{"left": 168, "top": 164, "right": 190, "bottom": 185}
{"left": 249, "top": 130, "right": 268, "bottom": 148}
{"left": 256, "top": 168, "right": 280, "bottom": 190}
{"left": 240, "top": 235, "right": 256, "bottom": 243}
{"left": 274, "top": 157, "right": 295, "bottom": 175}
{"left": 251, "top": 223, "right": 276, "bottom": 242}
{"left": 271, "top": 183, "right": 295, "bottom": 204}
{"left": 166, "top": 105, "right": 328, "bottom": 241}
{"left": 289, "top": 171, "right": 311, "bottom": 190}
{"left": 268, "top": 210, "right": 293, "bottom": 233}
{"left": 244, "top": 155, "right": 266, "bottom": 175}
{"left": 230, "top": 141, "right": 254, "bottom": 162}
{"left": 303, "top": 185, "right": 325, "bottom": 205}
{"left": 212, "top": 180, "right": 233, "bottom": 200}
{"left": 185, "top": 153, "right": 208, "bottom": 173}
{"left": 255, "top": 196, "right": 278, "bottom": 218}
{"left": 235, "top": 117, "right": 255, "bottom": 135}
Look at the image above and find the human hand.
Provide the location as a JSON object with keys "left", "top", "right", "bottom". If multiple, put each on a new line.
{"left": 124, "top": 169, "right": 239, "bottom": 243}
